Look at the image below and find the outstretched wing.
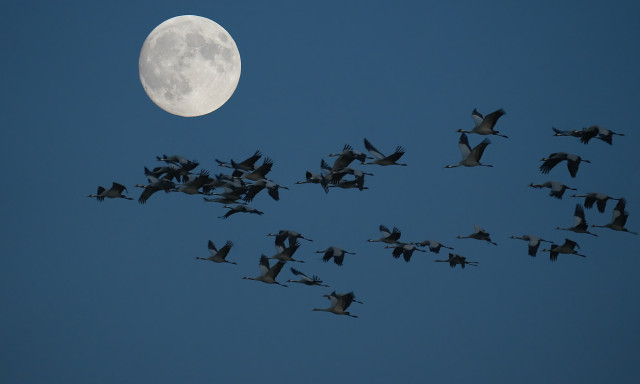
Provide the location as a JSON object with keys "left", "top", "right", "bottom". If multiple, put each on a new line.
{"left": 458, "top": 133, "right": 471, "bottom": 160}
{"left": 482, "top": 109, "right": 506, "bottom": 128}
{"left": 208, "top": 240, "right": 218, "bottom": 255}
{"left": 290, "top": 267, "right": 312, "bottom": 282}
{"left": 384, "top": 146, "right": 406, "bottom": 162}
{"left": 539, "top": 153, "right": 565, "bottom": 174}
{"left": 470, "top": 138, "right": 491, "bottom": 161}
{"left": 364, "top": 138, "right": 385, "bottom": 159}
{"left": 471, "top": 108, "right": 484, "bottom": 126}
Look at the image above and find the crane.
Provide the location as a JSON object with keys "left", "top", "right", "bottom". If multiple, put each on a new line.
{"left": 242, "top": 255, "right": 287, "bottom": 287}
{"left": 385, "top": 243, "right": 427, "bottom": 262}
{"left": 528, "top": 181, "right": 576, "bottom": 199}
{"left": 445, "top": 133, "right": 493, "bottom": 168}
{"left": 219, "top": 204, "right": 264, "bottom": 219}
{"left": 215, "top": 150, "right": 262, "bottom": 177}
{"left": 268, "top": 241, "right": 305, "bottom": 263}
{"left": 88, "top": 182, "right": 133, "bottom": 201}
{"left": 434, "top": 253, "right": 478, "bottom": 268}
{"left": 312, "top": 291, "right": 359, "bottom": 318}
{"left": 571, "top": 192, "right": 621, "bottom": 213}
{"left": 328, "top": 144, "right": 372, "bottom": 171}
{"left": 457, "top": 108, "right": 508, "bottom": 138}
{"left": 539, "top": 152, "right": 590, "bottom": 178}
{"left": 579, "top": 126, "right": 625, "bottom": 145}
{"left": 136, "top": 168, "right": 175, "bottom": 204}
{"left": 315, "top": 246, "right": 356, "bottom": 266}
{"left": 556, "top": 204, "right": 598, "bottom": 237}
{"left": 457, "top": 224, "right": 498, "bottom": 245}
{"left": 367, "top": 225, "right": 401, "bottom": 244}
{"left": 410, "top": 240, "right": 454, "bottom": 254}
{"left": 195, "top": 240, "right": 236, "bottom": 264}
{"left": 509, "top": 234, "right": 553, "bottom": 257}
{"left": 540, "top": 239, "right": 586, "bottom": 262}
{"left": 362, "top": 138, "right": 408, "bottom": 166}
{"left": 267, "top": 230, "right": 313, "bottom": 247}
{"left": 591, "top": 198, "right": 638, "bottom": 235}
{"left": 287, "top": 267, "right": 329, "bottom": 287}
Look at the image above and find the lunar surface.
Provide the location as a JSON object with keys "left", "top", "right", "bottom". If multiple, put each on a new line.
{"left": 139, "top": 15, "right": 241, "bottom": 117}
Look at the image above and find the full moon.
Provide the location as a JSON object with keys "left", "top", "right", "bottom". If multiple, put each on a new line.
{"left": 139, "top": 15, "right": 241, "bottom": 117}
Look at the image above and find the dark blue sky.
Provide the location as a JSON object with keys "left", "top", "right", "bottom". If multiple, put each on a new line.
{"left": 2, "top": 1, "right": 639, "bottom": 383}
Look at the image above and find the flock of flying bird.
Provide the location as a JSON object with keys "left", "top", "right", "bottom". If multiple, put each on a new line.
{"left": 88, "top": 108, "right": 635, "bottom": 318}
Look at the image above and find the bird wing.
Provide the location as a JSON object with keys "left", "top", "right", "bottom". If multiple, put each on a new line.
{"left": 402, "top": 248, "right": 413, "bottom": 262}
{"left": 566, "top": 156, "right": 581, "bottom": 178}
{"left": 595, "top": 198, "right": 608, "bottom": 213}
{"left": 208, "top": 240, "right": 218, "bottom": 255}
{"left": 285, "top": 242, "right": 301, "bottom": 257}
{"left": 258, "top": 255, "right": 270, "bottom": 275}
{"left": 252, "top": 158, "right": 274, "bottom": 178}
{"left": 389, "top": 227, "right": 402, "bottom": 241}
{"left": 311, "top": 276, "right": 325, "bottom": 285}
{"left": 340, "top": 292, "right": 356, "bottom": 311}
{"left": 471, "top": 108, "right": 484, "bottom": 126}
{"left": 563, "top": 239, "right": 579, "bottom": 249}
{"left": 574, "top": 204, "right": 587, "bottom": 227}
{"left": 379, "top": 225, "right": 391, "bottom": 237}
{"left": 552, "top": 127, "right": 570, "bottom": 136}
{"left": 613, "top": 198, "right": 627, "bottom": 217}
{"left": 138, "top": 186, "right": 159, "bottom": 204}
{"left": 112, "top": 182, "right": 128, "bottom": 193}
{"left": 248, "top": 207, "right": 264, "bottom": 215}
{"left": 527, "top": 237, "right": 540, "bottom": 256}
{"left": 458, "top": 133, "right": 471, "bottom": 160}
{"left": 539, "top": 153, "right": 565, "bottom": 174}
{"left": 218, "top": 241, "right": 234, "bottom": 258}
{"left": 470, "top": 138, "right": 491, "bottom": 161}
{"left": 273, "top": 232, "right": 288, "bottom": 251}
{"left": 267, "top": 184, "right": 281, "bottom": 201}
{"left": 331, "top": 152, "right": 356, "bottom": 172}
{"left": 596, "top": 128, "right": 614, "bottom": 145}
{"left": 364, "top": 138, "right": 385, "bottom": 159}
{"left": 239, "top": 150, "right": 262, "bottom": 169}
{"left": 326, "top": 292, "right": 339, "bottom": 306}
{"left": 613, "top": 211, "right": 630, "bottom": 227}
{"left": 242, "top": 184, "right": 265, "bottom": 203}
{"left": 579, "top": 127, "right": 599, "bottom": 144}
{"left": 384, "top": 146, "right": 406, "bottom": 162}
{"left": 269, "top": 261, "right": 286, "bottom": 278}
{"left": 482, "top": 109, "right": 506, "bottom": 128}
{"left": 290, "top": 267, "right": 312, "bottom": 282}
{"left": 304, "top": 171, "right": 315, "bottom": 182}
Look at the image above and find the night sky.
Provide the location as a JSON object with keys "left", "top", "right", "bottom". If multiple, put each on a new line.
{"left": 2, "top": 1, "right": 639, "bottom": 383}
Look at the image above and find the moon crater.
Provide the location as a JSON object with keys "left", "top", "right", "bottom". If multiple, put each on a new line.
{"left": 139, "top": 15, "right": 241, "bottom": 117}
